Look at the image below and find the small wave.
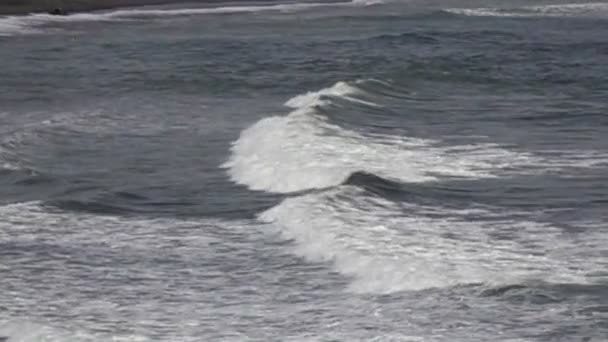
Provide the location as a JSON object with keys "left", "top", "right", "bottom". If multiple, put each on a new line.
{"left": 444, "top": 2, "right": 608, "bottom": 18}
{"left": 223, "top": 79, "right": 537, "bottom": 193}
{"left": 259, "top": 186, "right": 607, "bottom": 293}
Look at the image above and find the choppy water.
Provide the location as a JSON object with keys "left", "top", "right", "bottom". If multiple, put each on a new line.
{"left": 1, "top": 0, "right": 607, "bottom": 341}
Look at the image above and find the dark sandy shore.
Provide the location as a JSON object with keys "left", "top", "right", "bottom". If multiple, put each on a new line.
{"left": 0, "top": 0, "right": 242, "bottom": 15}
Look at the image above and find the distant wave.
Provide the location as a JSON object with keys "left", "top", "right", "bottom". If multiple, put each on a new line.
{"left": 444, "top": 2, "right": 608, "bottom": 18}
{"left": 0, "top": 0, "right": 382, "bottom": 36}
{"left": 222, "top": 79, "right": 537, "bottom": 193}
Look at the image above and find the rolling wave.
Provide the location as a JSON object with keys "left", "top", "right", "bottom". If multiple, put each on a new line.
{"left": 444, "top": 2, "right": 608, "bottom": 18}
{"left": 223, "top": 79, "right": 537, "bottom": 193}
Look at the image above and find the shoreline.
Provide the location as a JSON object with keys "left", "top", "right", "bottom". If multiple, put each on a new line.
{"left": 0, "top": 0, "right": 247, "bottom": 16}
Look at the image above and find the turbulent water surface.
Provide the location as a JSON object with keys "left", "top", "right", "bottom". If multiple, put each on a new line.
{"left": 1, "top": 0, "right": 607, "bottom": 341}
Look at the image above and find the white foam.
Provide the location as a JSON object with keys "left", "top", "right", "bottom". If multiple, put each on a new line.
{"left": 445, "top": 2, "right": 608, "bottom": 18}
{"left": 223, "top": 80, "right": 537, "bottom": 193}
{"left": 260, "top": 186, "right": 606, "bottom": 293}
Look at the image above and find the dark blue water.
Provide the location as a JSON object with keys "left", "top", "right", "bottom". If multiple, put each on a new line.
{"left": 1, "top": 1, "right": 607, "bottom": 341}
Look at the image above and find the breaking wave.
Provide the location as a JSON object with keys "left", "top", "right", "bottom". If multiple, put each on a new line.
{"left": 223, "top": 80, "right": 537, "bottom": 193}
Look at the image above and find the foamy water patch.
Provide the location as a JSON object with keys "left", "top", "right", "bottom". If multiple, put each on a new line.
{"left": 260, "top": 186, "right": 606, "bottom": 293}
{"left": 223, "top": 80, "right": 537, "bottom": 193}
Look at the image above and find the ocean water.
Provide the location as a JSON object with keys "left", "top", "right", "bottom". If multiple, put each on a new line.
{"left": 1, "top": 0, "right": 607, "bottom": 341}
